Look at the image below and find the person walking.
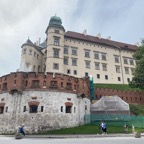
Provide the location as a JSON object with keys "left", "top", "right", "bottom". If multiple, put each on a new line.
{"left": 103, "top": 122, "right": 107, "bottom": 134}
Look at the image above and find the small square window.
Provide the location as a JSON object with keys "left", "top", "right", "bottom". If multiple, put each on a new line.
{"left": 97, "top": 74, "right": 100, "bottom": 79}
{"left": 53, "top": 63, "right": 59, "bottom": 70}
{"left": 74, "top": 70, "right": 77, "bottom": 75}
{"left": 66, "top": 106, "right": 72, "bottom": 113}
{"left": 118, "top": 77, "right": 121, "bottom": 81}
{"left": 105, "top": 75, "right": 108, "bottom": 80}
{"left": 85, "top": 72, "right": 88, "bottom": 76}
{"left": 67, "top": 69, "right": 71, "bottom": 74}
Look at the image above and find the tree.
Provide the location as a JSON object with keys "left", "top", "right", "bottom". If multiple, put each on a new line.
{"left": 129, "top": 41, "right": 144, "bottom": 90}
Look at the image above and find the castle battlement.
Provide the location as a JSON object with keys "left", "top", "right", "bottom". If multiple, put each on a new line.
{"left": 0, "top": 72, "right": 90, "bottom": 97}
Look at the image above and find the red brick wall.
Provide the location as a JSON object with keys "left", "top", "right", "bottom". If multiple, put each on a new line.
{"left": 0, "top": 72, "right": 90, "bottom": 98}
{"left": 95, "top": 88, "right": 144, "bottom": 104}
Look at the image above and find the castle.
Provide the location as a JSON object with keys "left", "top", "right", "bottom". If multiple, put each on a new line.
{"left": 19, "top": 15, "right": 137, "bottom": 84}
{"left": 0, "top": 15, "right": 139, "bottom": 134}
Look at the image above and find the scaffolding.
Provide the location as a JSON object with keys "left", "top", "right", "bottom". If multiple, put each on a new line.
{"left": 90, "top": 96, "right": 130, "bottom": 121}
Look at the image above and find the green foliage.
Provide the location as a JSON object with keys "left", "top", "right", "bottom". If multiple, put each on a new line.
{"left": 94, "top": 84, "right": 141, "bottom": 91}
{"left": 130, "top": 104, "right": 144, "bottom": 116}
{"left": 130, "top": 43, "right": 144, "bottom": 90}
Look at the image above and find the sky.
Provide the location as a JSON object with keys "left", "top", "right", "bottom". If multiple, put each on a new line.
{"left": 0, "top": 0, "right": 144, "bottom": 76}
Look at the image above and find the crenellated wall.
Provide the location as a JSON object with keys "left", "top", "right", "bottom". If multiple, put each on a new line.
{"left": 0, "top": 72, "right": 90, "bottom": 97}
{"left": 95, "top": 88, "right": 144, "bottom": 104}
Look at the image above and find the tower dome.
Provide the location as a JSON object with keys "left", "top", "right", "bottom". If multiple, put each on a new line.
{"left": 49, "top": 15, "right": 62, "bottom": 26}
{"left": 46, "top": 15, "right": 65, "bottom": 33}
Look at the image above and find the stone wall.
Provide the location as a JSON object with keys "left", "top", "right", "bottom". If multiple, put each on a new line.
{"left": 0, "top": 91, "right": 90, "bottom": 134}
{"left": 0, "top": 72, "right": 90, "bottom": 134}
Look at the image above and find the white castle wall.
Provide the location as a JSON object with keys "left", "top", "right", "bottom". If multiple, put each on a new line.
{"left": 0, "top": 91, "right": 90, "bottom": 134}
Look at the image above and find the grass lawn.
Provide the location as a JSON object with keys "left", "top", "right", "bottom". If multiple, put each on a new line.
{"left": 40, "top": 125, "right": 144, "bottom": 135}
{"left": 95, "top": 84, "right": 142, "bottom": 91}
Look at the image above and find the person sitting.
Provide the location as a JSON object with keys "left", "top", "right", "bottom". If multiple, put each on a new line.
{"left": 18, "top": 125, "right": 25, "bottom": 136}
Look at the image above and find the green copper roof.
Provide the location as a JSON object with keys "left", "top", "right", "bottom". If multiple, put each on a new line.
{"left": 49, "top": 15, "right": 62, "bottom": 26}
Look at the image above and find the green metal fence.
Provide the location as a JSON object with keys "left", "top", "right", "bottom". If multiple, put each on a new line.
{"left": 84, "top": 114, "right": 144, "bottom": 128}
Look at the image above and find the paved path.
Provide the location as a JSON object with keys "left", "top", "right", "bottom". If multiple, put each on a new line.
{"left": 0, "top": 136, "right": 144, "bottom": 144}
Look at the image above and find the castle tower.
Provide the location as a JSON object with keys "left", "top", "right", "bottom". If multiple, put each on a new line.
{"left": 19, "top": 38, "right": 43, "bottom": 73}
{"left": 45, "top": 15, "right": 65, "bottom": 74}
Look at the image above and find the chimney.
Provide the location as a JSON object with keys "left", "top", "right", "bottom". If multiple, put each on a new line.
{"left": 83, "top": 29, "right": 87, "bottom": 36}
{"left": 107, "top": 36, "right": 111, "bottom": 40}
{"left": 39, "top": 37, "right": 41, "bottom": 45}
{"left": 96, "top": 33, "right": 101, "bottom": 39}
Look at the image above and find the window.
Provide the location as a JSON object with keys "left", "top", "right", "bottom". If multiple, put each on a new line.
{"left": 43, "top": 81, "right": 46, "bottom": 87}
{"left": 32, "top": 80, "right": 39, "bottom": 88}
{"left": 54, "top": 37, "right": 59, "bottom": 46}
{"left": 105, "top": 75, "right": 108, "bottom": 80}
{"left": 29, "top": 105, "right": 38, "bottom": 113}
{"left": 127, "top": 78, "right": 130, "bottom": 82}
{"left": 101, "top": 53, "right": 107, "bottom": 60}
{"left": 95, "top": 62, "right": 100, "bottom": 70}
{"left": 37, "top": 54, "right": 39, "bottom": 59}
{"left": 85, "top": 72, "right": 88, "bottom": 76}
{"left": 102, "top": 63, "right": 107, "bottom": 71}
{"left": 41, "top": 106, "right": 44, "bottom": 112}
{"left": 61, "top": 106, "right": 63, "bottom": 112}
{"left": 34, "top": 52, "right": 36, "bottom": 57}
{"left": 2, "top": 83, "right": 7, "bottom": 90}
{"left": 53, "top": 63, "right": 59, "bottom": 70}
{"left": 118, "top": 77, "right": 121, "bottom": 81}
{"left": 115, "top": 66, "right": 120, "bottom": 73}
{"left": 25, "top": 80, "right": 28, "bottom": 86}
{"left": 85, "top": 50, "right": 90, "bottom": 58}
{"left": 29, "top": 50, "right": 32, "bottom": 55}
{"left": 66, "top": 106, "right": 72, "bottom": 113}
{"left": 131, "top": 68, "right": 135, "bottom": 74}
{"left": 23, "top": 49, "right": 26, "bottom": 54}
{"left": 23, "top": 106, "right": 26, "bottom": 112}
{"left": 55, "top": 30, "right": 59, "bottom": 34}
{"left": 94, "top": 52, "right": 99, "bottom": 59}
{"left": 74, "top": 107, "right": 76, "bottom": 113}
{"left": 64, "top": 46, "right": 68, "bottom": 54}
{"left": 53, "top": 48, "right": 59, "bottom": 58}
{"left": 74, "top": 70, "right": 77, "bottom": 75}
{"left": 72, "top": 58, "right": 77, "bottom": 66}
{"left": 97, "top": 74, "right": 100, "bottom": 79}
{"left": 123, "top": 58, "right": 128, "bottom": 64}
{"left": 14, "top": 80, "right": 16, "bottom": 84}
{"left": 130, "top": 59, "right": 134, "bottom": 65}
{"left": 0, "top": 106, "right": 4, "bottom": 114}
{"left": 85, "top": 61, "right": 90, "bottom": 68}
{"left": 124, "top": 67, "right": 129, "bottom": 74}
{"left": 64, "top": 57, "right": 68, "bottom": 65}
{"left": 5, "top": 106, "right": 8, "bottom": 112}
{"left": 71, "top": 47, "right": 77, "bottom": 55}
{"left": 67, "top": 69, "right": 71, "bottom": 74}
{"left": 61, "top": 82, "right": 63, "bottom": 88}
{"left": 114, "top": 56, "right": 119, "bottom": 63}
